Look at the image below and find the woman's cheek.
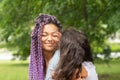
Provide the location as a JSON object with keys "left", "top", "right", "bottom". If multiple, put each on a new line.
{"left": 53, "top": 32, "right": 62, "bottom": 42}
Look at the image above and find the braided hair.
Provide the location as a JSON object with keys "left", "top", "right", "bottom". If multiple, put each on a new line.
{"left": 29, "top": 14, "right": 62, "bottom": 80}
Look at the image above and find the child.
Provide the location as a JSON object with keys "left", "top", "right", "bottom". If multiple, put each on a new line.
{"left": 45, "top": 28, "right": 89, "bottom": 80}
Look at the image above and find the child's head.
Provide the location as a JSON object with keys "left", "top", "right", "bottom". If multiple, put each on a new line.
{"left": 61, "top": 28, "right": 93, "bottom": 62}
{"left": 55, "top": 28, "right": 86, "bottom": 80}
{"left": 60, "top": 28, "right": 85, "bottom": 63}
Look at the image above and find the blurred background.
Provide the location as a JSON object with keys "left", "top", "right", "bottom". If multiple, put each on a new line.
{"left": 0, "top": 0, "right": 120, "bottom": 80}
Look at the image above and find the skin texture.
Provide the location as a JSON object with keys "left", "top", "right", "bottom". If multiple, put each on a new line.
{"left": 42, "top": 24, "right": 61, "bottom": 52}
{"left": 42, "top": 23, "right": 61, "bottom": 72}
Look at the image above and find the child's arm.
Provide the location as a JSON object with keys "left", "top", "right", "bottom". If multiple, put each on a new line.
{"left": 80, "top": 66, "right": 88, "bottom": 78}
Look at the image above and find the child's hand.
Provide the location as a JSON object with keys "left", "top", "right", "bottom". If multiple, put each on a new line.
{"left": 51, "top": 71, "right": 56, "bottom": 79}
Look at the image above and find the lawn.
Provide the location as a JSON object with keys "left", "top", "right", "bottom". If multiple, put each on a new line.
{"left": 0, "top": 60, "right": 120, "bottom": 80}
{"left": 96, "top": 60, "right": 120, "bottom": 80}
{"left": 0, "top": 60, "right": 28, "bottom": 80}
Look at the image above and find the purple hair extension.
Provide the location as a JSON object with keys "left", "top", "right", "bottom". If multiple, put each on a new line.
{"left": 29, "top": 14, "right": 62, "bottom": 80}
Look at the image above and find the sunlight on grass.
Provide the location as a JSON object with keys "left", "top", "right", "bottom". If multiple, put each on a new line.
{"left": 96, "top": 63, "right": 120, "bottom": 74}
{"left": 95, "top": 60, "right": 120, "bottom": 80}
{"left": 0, "top": 60, "right": 120, "bottom": 80}
{"left": 0, "top": 60, "right": 28, "bottom": 80}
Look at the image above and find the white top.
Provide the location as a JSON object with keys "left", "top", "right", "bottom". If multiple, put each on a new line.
{"left": 45, "top": 50, "right": 60, "bottom": 80}
{"left": 45, "top": 50, "right": 99, "bottom": 80}
{"left": 82, "top": 61, "right": 98, "bottom": 80}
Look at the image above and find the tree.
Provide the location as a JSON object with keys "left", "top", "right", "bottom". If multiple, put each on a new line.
{"left": 0, "top": 0, "right": 120, "bottom": 60}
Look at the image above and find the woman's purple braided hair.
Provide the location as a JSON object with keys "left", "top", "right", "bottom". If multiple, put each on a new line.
{"left": 29, "top": 14, "right": 62, "bottom": 80}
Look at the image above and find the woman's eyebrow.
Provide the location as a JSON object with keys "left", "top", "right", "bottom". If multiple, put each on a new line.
{"left": 42, "top": 31, "right": 59, "bottom": 33}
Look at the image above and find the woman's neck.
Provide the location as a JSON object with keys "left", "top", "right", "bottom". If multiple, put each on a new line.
{"left": 43, "top": 50, "right": 54, "bottom": 62}
{"left": 43, "top": 50, "right": 55, "bottom": 73}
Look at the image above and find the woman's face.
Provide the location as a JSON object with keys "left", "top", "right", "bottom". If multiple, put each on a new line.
{"left": 42, "top": 24, "right": 61, "bottom": 52}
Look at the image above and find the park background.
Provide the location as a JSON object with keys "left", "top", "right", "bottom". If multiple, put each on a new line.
{"left": 0, "top": 0, "right": 120, "bottom": 80}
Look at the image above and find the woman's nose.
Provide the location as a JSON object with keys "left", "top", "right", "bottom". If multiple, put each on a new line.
{"left": 47, "top": 35, "right": 53, "bottom": 41}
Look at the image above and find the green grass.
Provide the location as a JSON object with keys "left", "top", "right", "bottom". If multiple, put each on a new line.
{"left": 96, "top": 60, "right": 120, "bottom": 80}
{"left": 0, "top": 60, "right": 120, "bottom": 80}
{"left": 0, "top": 60, "right": 28, "bottom": 80}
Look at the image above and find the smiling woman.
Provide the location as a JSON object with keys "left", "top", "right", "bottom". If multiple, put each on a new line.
{"left": 42, "top": 24, "right": 61, "bottom": 52}
{"left": 28, "top": 14, "right": 62, "bottom": 80}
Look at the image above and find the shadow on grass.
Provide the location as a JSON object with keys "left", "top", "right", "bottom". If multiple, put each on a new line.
{"left": 99, "top": 74, "right": 120, "bottom": 80}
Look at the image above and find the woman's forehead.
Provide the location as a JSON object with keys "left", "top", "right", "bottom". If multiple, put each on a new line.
{"left": 43, "top": 24, "right": 59, "bottom": 32}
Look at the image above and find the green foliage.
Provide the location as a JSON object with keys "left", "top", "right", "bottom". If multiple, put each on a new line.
{"left": 0, "top": 0, "right": 120, "bottom": 59}
{"left": 108, "top": 43, "right": 120, "bottom": 52}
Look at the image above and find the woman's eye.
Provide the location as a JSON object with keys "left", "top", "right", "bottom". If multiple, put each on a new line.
{"left": 52, "top": 33, "right": 59, "bottom": 37}
{"left": 42, "top": 33, "right": 47, "bottom": 36}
